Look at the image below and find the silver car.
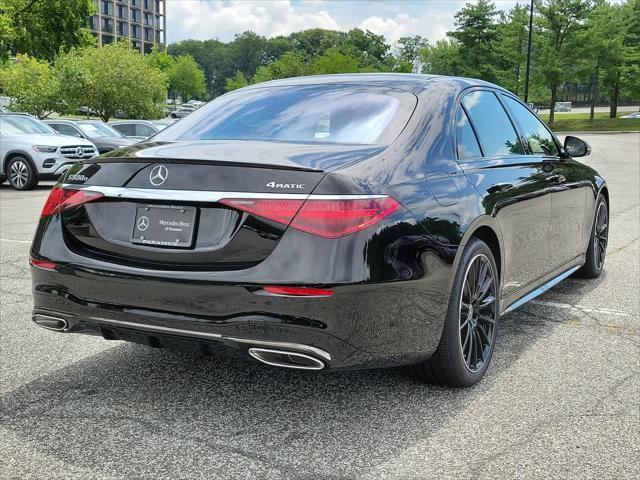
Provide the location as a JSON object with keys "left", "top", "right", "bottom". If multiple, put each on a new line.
{"left": 0, "top": 114, "right": 97, "bottom": 190}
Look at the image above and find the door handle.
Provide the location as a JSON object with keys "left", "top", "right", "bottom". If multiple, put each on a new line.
{"left": 487, "top": 183, "right": 514, "bottom": 194}
{"left": 546, "top": 174, "right": 566, "bottom": 184}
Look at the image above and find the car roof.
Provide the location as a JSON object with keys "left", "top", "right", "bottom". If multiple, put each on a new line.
{"left": 108, "top": 120, "right": 151, "bottom": 124}
{"left": 241, "top": 73, "right": 507, "bottom": 95}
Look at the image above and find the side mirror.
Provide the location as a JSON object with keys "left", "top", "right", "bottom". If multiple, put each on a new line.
{"left": 564, "top": 136, "right": 591, "bottom": 157}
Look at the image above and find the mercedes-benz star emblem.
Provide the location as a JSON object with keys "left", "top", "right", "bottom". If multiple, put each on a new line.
{"left": 75, "top": 146, "right": 83, "bottom": 157}
{"left": 149, "top": 165, "right": 168, "bottom": 186}
{"left": 137, "top": 216, "right": 150, "bottom": 231}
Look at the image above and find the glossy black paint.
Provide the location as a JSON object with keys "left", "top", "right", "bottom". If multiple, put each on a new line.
{"left": 31, "top": 74, "right": 607, "bottom": 370}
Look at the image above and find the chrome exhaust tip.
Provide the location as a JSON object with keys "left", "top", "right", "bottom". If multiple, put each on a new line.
{"left": 32, "top": 314, "right": 68, "bottom": 332}
{"left": 248, "top": 348, "right": 325, "bottom": 370}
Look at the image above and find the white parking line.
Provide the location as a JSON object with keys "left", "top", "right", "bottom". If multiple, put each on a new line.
{"left": 529, "top": 299, "right": 630, "bottom": 317}
{"left": 0, "top": 238, "right": 31, "bottom": 244}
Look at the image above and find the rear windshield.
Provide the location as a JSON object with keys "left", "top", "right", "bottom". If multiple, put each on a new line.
{"left": 153, "top": 85, "right": 416, "bottom": 145}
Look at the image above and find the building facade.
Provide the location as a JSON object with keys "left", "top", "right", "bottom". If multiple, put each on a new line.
{"left": 89, "top": 0, "right": 166, "bottom": 54}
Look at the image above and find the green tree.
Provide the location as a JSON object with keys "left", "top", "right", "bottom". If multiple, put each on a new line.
{"left": 420, "top": 39, "right": 462, "bottom": 76}
{"left": 252, "top": 51, "right": 308, "bottom": 83}
{"left": 225, "top": 70, "right": 248, "bottom": 92}
{"left": 534, "top": 0, "right": 590, "bottom": 124}
{"left": 448, "top": 0, "right": 500, "bottom": 82}
{"left": 0, "top": 54, "right": 60, "bottom": 117}
{"left": 342, "top": 28, "right": 391, "bottom": 69}
{"left": 495, "top": 3, "right": 530, "bottom": 96}
{"left": 168, "top": 55, "right": 206, "bottom": 102}
{"left": 4, "top": 0, "right": 94, "bottom": 61}
{"left": 620, "top": 0, "right": 640, "bottom": 111}
{"left": 584, "top": 1, "right": 628, "bottom": 120}
{"left": 147, "top": 45, "right": 175, "bottom": 73}
{"left": 395, "top": 35, "right": 429, "bottom": 71}
{"left": 56, "top": 43, "right": 168, "bottom": 122}
{"left": 311, "top": 48, "right": 360, "bottom": 74}
{"left": 288, "top": 28, "right": 345, "bottom": 57}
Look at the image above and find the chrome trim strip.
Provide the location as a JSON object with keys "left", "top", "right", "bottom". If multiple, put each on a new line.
{"left": 226, "top": 336, "right": 332, "bottom": 361}
{"left": 68, "top": 315, "right": 333, "bottom": 361}
{"left": 60, "top": 184, "right": 386, "bottom": 202}
{"left": 503, "top": 265, "right": 580, "bottom": 315}
{"left": 248, "top": 348, "right": 325, "bottom": 370}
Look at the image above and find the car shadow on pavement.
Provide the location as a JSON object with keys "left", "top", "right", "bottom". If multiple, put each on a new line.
{"left": 1, "top": 299, "right": 580, "bottom": 480}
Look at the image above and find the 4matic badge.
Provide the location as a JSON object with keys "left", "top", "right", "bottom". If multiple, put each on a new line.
{"left": 266, "top": 181, "right": 305, "bottom": 189}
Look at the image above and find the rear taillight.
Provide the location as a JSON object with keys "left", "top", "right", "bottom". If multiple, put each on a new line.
{"left": 41, "top": 187, "right": 103, "bottom": 217}
{"left": 220, "top": 196, "right": 401, "bottom": 238}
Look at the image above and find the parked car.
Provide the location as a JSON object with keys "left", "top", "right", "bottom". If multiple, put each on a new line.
{"left": 44, "top": 119, "right": 137, "bottom": 154}
{"left": 108, "top": 119, "right": 171, "bottom": 140}
{"left": 170, "top": 107, "right": 195, "bottom": 119}
{"left": 184, "top": 100, "right": 205, "bottom": 108}
{"left": 554, "top": 102, "right": 572, "bottom": 112}
{"left": 0, "top": 113, "right": 97, "bottom": 190}
{"left": 30, "top": 74, "right": 609, "bottom": 386}
{"left": 620, "top": 112, "right": 640, "bottom": 119}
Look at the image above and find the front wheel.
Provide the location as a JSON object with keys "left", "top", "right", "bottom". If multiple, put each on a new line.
{"left": 7, "top": 156, "right": 38, "bottom": 190}
{"left": 577, "top": 195, "right": 608, "bottom": 279}
{"left": 410, "top": 238, "right": 499, "bottom": 387}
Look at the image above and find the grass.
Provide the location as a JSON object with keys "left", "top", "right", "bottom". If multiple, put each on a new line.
{"left": 543, "top": 111, "right": 640, "bottom": 132}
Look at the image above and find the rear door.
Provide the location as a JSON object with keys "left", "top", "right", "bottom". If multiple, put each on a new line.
{"left": 501, "top": 95, "right": 587, "bottom": 269}
{"left": 457, "top": 89, "right": 552, "bottom": 295}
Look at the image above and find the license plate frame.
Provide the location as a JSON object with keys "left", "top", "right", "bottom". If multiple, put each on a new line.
{"left": 130, "top": 204, "right": 197, "bottom": 248}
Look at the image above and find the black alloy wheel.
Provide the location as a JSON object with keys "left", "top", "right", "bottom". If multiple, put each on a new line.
{"left": 594, "top": 201, "right": 608, "bottom": 270}
{"left": 410, "top": 238, "right": 499, "bottom": 387}
{"left": 577, "top": 195, "right": 609, "bottom": 279}
{"left": 459, "top": 253, "right": 497, "bottom": 373}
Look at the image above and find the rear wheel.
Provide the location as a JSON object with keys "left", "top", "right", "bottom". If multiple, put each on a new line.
{"left": 7, "top": 156, "right": 38, "bottom": 190}
{"left": 410, "top": 238, "right": 499, "bottom": 387}
{"left": 577, "top": 195, "right": 608, "bottom": 278}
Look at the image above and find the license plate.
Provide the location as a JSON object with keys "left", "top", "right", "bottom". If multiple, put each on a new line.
{"left": 131, "top": 205, "right": 197, "bottom": 248}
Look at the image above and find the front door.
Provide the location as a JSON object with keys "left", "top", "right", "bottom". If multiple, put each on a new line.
{"left": 500, "top": 95, "right": 587, "bottom": 270}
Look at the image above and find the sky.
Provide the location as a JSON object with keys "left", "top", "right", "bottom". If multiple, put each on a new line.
{"left": 166, "top": 0, "right": 524, "bottom": 46}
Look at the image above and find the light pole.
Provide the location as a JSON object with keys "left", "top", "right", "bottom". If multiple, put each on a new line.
{"left": 524, "top": 0, "right": 534, "bottom": 104}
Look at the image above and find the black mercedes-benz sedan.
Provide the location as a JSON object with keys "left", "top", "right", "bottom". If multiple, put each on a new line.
{"left": 30, "top": 74, "right": 609, "bottom": 386}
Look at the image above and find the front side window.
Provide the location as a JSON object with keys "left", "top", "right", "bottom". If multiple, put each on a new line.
{"left": 455, "top": 107, "right": 482, "bottom": 160}
{"left": 135, "top": 124, "right": 156, "bottom": 137}
{"left": 51, "top": 123, "right": 84, "bottom": 138}
{"left": 462, "top": 91, "right": 525, "bottom": 156}
{"left": 502, "top": 96, "right": 559, "bottom": 156}
{"left": 154, "top": 85, "right": 416, "bottom": 145}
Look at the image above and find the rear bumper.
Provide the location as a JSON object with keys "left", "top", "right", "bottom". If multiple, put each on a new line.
{"left": 31, "top": 264, "right": 449, "bottom": 370}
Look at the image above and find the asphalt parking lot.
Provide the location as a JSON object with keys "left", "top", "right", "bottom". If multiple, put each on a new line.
{"left": 1, "top": 133, "right": 638, "bottom": 480}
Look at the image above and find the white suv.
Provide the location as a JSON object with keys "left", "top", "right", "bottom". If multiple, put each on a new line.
{"left": 0, "top": 114, "right": 97, "bottom": 190}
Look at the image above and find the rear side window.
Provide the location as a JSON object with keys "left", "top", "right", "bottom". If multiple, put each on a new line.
{"left": 153, "top": 85, "right": 417, "bottom": 145}
{"left": 455, "top": 107, "right": 482, "bottom": 160}
{"left": 462, "top": 91, "right": 525, "bottom": 156}
{"left": 502, "top": 96, "right": 558, "bottom": 156}
{"left": 112, "top": 124, "right": 135, "bottom": 136}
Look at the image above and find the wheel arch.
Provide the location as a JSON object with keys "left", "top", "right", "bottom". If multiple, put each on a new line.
{"left": 3, "top": 150, "right": 36, "bottom": 174}
{"left": 454, "top": 216, "right": 504, "bottom": 285}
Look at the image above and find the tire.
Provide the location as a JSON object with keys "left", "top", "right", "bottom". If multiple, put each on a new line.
{"left": 6, "top": 156, "right": 38, "bottom": 190}
{"left": 410, "top": 238, "right": 499, "bottom": 387}
{"left": 576, "top": 195, "right": 608, "bottom": 279}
